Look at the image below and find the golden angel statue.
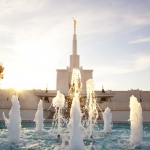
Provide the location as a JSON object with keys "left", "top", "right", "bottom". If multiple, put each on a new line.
{"left": 72, "top": 17, "right": 76, "bottom": 26}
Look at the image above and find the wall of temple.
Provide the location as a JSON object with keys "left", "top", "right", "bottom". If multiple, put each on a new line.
{"left": 102, "top": 90, "right": 150, "bottom": 102}
{"left": 0, "top": 89, "right": 150, "bottom": 121}
{"left": 110, "top": 91, "right": 129, "bottom": 102}
{"left": 56, "top": 68, "right": 93, "bottom": 94}
{"left": 80, "top": 69, "right": 93, "bottom": 93}
{"left": 0, "top": 89, "right": 150, "bottom": 104}
{"left": 142, "top": 91, "right": 150, "bottom": 102}
{"left": 56, "top": 69, "right": 69, "bottom": 94}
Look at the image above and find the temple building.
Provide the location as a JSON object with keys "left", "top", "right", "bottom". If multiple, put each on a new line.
{"left": 56, "top": 19, "right": 92, "bottom": 94}
{"left": 0, "top": 20, "right": 149, "bottom": 122}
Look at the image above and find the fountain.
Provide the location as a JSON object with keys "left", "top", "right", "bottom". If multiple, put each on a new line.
{"left": 102, "top": 107, "right": 112, "bottom": 132}
{"left": 68, "top": 68, "right": 84, "bottom": 150}
{"left": 1, "top": 72, "right": 149, "bottom": 149}
{"left": 0, "top": 88, "right": 150, "bottom": 149}
{"left": 3, "top": 95, "right": 22, "bottom": 143}
{"left": 34, "top": 100, "right": 44, "bottom": 131}
{"left": 52, "top": 90, "right": 65, "bottom": 137}
{"left": 86, "top": 79, "right": 99, "bottom": 138}
{"left": 129, "top": 95, "right": 143, "bottom": 146}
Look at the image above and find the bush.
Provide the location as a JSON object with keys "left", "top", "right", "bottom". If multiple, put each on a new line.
{"left": 0, "top": 64, "right": 4, "bottom": 79}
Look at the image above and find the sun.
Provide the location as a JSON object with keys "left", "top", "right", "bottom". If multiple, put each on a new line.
{"left": 1, "top": 70, "right": 30, "bottom": 90}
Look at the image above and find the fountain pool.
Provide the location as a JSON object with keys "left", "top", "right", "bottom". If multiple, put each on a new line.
{"left": 0, "top": 122, "right": 150, "bottom": 150}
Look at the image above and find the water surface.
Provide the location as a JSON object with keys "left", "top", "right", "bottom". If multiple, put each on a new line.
{"left": 0, "top": 122, "right": 150, "bottom": 150}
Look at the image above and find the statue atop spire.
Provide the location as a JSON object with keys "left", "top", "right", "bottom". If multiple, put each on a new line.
{"left": 72, "top": 17, "right": 76, "bottom": 27}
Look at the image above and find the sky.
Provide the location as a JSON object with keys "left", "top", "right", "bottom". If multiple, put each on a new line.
{"left": 0, "top": 0, "right": 150, "bottom": 91}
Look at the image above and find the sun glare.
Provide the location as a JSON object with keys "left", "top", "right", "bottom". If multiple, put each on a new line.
{"left": 1, "top": 67, "right": 56, "bottom": 90}
{"left": 1, "top": 80, "right": 25, "bottom": 91}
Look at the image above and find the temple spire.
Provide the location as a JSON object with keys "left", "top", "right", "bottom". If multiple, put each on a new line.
{"left": 72, "top": 18, "right": 77, "bottom": 55}
{"left": 72, "top": 17, "right": 76, "bottom": 34}
{"left": 70, "top": 18, "right": 79, "bottom": 70}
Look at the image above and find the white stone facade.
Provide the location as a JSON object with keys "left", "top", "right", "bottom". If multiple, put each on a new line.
{"left": 0, "top": 89, "right": 149, "bottom": 121}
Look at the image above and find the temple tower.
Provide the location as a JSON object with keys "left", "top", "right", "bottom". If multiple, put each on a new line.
{"left": 70, "top": 19, "right": 80, "bottom": 70}
{"left": 56, "top": 19, "right": 93, "bottom": 94}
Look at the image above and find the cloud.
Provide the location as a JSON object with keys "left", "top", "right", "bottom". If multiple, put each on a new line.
{"left": 1, "top": 0, "right": 150, "bottom": 39}
{"left": 92, "top": 53, "right": 150, "bottom": 76}
{"left": 129, "top": 37, "right": 150, "bottom": 44}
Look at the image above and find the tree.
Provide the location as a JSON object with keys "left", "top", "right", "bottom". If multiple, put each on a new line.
{"left": 0, "top": 63, "right": 4, "bottom": 79}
